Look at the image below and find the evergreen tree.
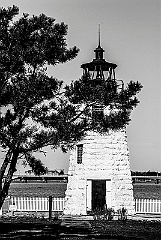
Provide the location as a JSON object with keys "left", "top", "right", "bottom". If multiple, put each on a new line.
{"left": 0, "top": 5, "right": 83, "bottom": 208}
{"left": 0, "top": 5, "right": 142, "bottom": 209}
{"left": 65, "top": 74, "right": 142, "bottom": 132}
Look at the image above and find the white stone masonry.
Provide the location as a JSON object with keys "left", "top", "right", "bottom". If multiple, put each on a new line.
{"left": 64, "top": 128, "right": 135, "bottom": 215}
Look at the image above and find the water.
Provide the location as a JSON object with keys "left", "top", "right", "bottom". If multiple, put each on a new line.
{"left": 8, "top": 182, "right": 67, "bottom": 198}
{"left": 8, "top": 182, "right": 161, "bottom": 199}
{"left": 133, "top": 183, "right": 161, "bottom": 199}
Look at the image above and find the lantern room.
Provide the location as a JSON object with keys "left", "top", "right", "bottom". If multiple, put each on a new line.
{"left": 80, "top": 28, "right": 123, "bottom": 92}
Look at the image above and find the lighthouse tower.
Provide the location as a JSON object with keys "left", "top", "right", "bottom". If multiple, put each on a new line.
{"left": 64, "top": 35, "right": 135, "bottom": 216}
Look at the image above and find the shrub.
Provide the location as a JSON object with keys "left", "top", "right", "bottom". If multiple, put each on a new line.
{"left": 117, "top": 207, "right": 127, "bottom": 221}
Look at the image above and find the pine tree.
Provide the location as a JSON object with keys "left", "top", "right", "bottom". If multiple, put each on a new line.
{"left": 0, "top": 5, "right": 142, "bottom": 209}
{"left": 65, "top": 74, "right": 142, "bottom": 132}
{"left": 0, "top": 5, "right": 83, "bottom": 208}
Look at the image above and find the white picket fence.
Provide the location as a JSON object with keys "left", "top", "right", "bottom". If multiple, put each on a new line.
{"left": 135, "top": 199, "right": 161, "bottom": 214}
{"left": 3, "top": 197, "right": 161, "bottom": 214}
{"left": 10, "top": 197, "right": 65, "bottom": 212}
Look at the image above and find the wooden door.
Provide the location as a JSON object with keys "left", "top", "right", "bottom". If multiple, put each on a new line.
{"left": 106, "top": 180, "right": 112, "bottom": 208}
{"left": 92, "top": 180, "right": 106, "bottom": 211}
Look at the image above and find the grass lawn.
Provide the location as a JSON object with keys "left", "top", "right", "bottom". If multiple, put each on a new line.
{"left": 0, "top": 216, "right": 161, "bottom": 239}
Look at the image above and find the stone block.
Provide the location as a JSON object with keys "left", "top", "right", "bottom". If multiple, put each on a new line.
{"left": 64, "top": 129, "right": 135, "bottom": 215}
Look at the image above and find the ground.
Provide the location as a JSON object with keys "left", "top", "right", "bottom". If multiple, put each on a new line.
{"left": 0, "top": 215, "right": 161, "bottom": 239}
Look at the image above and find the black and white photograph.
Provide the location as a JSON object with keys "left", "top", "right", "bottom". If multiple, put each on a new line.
{"left": 0, "top": 0, "right": 160, "bottom": 239}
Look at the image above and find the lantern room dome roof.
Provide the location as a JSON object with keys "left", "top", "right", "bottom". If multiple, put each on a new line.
{"left": 81, "top": 41, "right": 117, "bottom": 71}
{"left": 81, "top": 60, "right": 117, "bottom": 71}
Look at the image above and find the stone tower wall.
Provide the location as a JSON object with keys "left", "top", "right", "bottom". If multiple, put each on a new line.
{"left": 64, "top": 128, "right": 135, "bottom": 215}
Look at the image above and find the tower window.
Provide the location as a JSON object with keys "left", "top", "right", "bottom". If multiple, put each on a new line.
{"left": 92, "top": 105, "right": 104, "bottom": 122}
{"left": 77, "top": 144, "right": 83, "bottom": 164}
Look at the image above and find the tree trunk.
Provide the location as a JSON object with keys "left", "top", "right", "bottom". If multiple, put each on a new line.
{"left": 0, "top": 150, "right": 12, "bottom": 191}
{"left": 0, "top": 149, "right": 19, "bottom": 209}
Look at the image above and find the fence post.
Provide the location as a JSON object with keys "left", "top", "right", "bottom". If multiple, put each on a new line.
{"left": 49, "top": 196, "right": 52, "bottom": 220}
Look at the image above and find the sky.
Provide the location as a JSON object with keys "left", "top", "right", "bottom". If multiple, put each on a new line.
{"left": 0, "top": 0, "right": 161, "bottom": 173}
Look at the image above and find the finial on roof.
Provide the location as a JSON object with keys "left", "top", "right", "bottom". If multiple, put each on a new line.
{"left": 98, "top": 24, "right": 101, "bottom": 47}
{"left": 93, "top": 24, "right": 105, "bottom": 60}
